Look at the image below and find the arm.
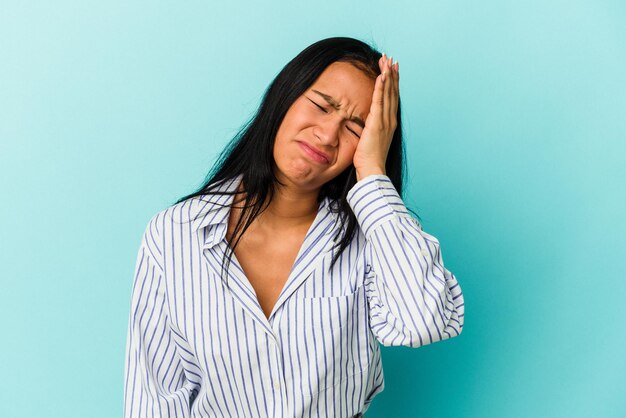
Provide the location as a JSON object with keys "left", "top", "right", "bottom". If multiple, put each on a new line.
{"left": 347, "top": 174, "right": 465, "bottom": 347}
{"left": 123, "top": 214, "right": 194, "bottom": 417}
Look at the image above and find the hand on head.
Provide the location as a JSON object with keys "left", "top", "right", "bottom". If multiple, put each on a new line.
{"left": 353, "top": 53, "right": 399, "bottom": 181}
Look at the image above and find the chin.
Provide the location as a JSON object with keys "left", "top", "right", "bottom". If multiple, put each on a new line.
{"left": 275, "top": 160, "right": 330, "bottom": 189}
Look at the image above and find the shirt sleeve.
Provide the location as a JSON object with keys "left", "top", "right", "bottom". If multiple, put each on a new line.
{"left": 347, "top": 174, "right": 465, "bottom": 348}
{"left": 123, "top": 214, "right": 194, "bottom": 417}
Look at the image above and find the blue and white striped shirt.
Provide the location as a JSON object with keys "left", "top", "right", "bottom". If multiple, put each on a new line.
{"left": 124, "top": 174, "right": 464, "bottom": 417}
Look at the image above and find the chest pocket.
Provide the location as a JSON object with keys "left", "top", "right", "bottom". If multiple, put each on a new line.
{"left": 284, "top": 284, "right": 372, "bottom": 394}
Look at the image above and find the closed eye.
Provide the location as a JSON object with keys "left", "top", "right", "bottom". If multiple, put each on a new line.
{"left": 347, "top": 127, "right": 360, "bottom": 138}
{"left": 307, "top": 96, "right": 360, "bottom": 138}
{"left": 308, "top": 98, "right": 328, "bottom": 113}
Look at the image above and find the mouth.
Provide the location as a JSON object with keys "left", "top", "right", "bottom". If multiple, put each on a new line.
{"left": 297, "top": 141, "right": 330, "bottom": 164}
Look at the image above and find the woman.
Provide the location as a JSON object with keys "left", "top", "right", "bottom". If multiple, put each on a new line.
{"left": 124, "top": 36, "right": 464, "bottom": 417}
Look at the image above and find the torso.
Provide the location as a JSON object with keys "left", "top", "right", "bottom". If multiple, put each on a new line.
{"left": 226, "top": 199, "right": 315, "bottom": 320}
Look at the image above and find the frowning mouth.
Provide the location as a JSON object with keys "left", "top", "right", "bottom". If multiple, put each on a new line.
{"left": 297, "top": 141, "right": 330, "bottom": 164}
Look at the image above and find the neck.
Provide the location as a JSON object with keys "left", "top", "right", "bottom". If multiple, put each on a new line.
{"left": 232, "top": 177, "right": 321, "bottom": 233}
{"left": 259, "top": 183, "right": 320, "bottom": 230}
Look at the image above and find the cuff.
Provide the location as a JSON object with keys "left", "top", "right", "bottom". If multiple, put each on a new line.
{"left": 346, "top": 174, "right": 411, "bottom": 239}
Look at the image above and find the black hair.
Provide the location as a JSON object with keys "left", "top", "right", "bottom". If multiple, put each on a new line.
{"left": 175, "top": 36, "right": 419, "bottom": 280}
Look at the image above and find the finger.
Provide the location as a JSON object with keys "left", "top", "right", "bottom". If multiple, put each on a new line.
{"left": 394, "top": 61, "right": 399, "bottom": 118}
{"left": 388, "top": 60, "right": 399, "bottom": 128}
{"left": 383, "top": 56, "right": 393, "bottom": 126}
{"left": 379, "top": 53, "right": 395, "bottom": 128}
{"left": 379, "top": 53, "right": 387, "bottom": 76}
{"left": 379, "top": 54, "right": 398, "bottom": 130}
{"left": 368, "top": 69, "right": 385, "bottom": 127}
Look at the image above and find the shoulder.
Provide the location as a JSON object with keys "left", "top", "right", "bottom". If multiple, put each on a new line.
{"left": 142, "top": 195, "right": 210, "bottom": 239}
{"left": 144, "top": 174, "right": 243, "bottom": 241}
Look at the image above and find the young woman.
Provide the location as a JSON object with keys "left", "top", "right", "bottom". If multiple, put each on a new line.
{"left": 124, "top": 36, "right": 465, "bottom": 418}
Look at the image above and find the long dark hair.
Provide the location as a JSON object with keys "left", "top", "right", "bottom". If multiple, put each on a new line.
{"left": 175, "top": 36, "right": 417, "bottom": 279}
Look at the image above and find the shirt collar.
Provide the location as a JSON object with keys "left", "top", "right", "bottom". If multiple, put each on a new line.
{"left": 193, "top": 174, "right": 338, "bottom": 250}
{"left": 191, "top": 174, "right": 244, "bottom": 233}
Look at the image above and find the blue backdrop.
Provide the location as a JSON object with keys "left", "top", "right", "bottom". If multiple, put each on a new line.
{"left": 1, "top": 1, "right": 624, "bottom": 417}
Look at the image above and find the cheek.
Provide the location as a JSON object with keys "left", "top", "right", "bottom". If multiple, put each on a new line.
{"left": 346, "top": 135, "right": 359, "bottom": 153}
{"left": 272, "top": 138, "right": 291, "bottom": 168}
{"left": 337, "top": 138, "right": 358, "bottom": 166}
{"left": 274, "top": 110, "right": 306, "bottom": 151}
{"left": 273, "top": 119, "right": 297, "bottom": 157}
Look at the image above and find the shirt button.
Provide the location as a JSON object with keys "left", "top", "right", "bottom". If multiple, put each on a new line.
{"left": 273, "top": 381, "right": 280, "bottom": 390}
{"left": 421, "top": 248, "right": 429, "bottom": 257}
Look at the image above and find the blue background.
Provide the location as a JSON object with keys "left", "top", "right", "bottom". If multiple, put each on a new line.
{"left": 1, "top": 1, "right": 625, "bottom": 417}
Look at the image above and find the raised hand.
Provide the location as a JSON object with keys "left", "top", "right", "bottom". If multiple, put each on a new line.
{"left": 352, "top": 53, "right": 399, "bottom": 181}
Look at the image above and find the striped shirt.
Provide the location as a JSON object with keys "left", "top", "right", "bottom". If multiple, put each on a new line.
{"left": 123, "top": 174, "right": 465, "bottom": 417}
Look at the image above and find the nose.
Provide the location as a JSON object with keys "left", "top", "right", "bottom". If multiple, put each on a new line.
{"left": 313, "top": 117, "right": 341, "bottom": 146}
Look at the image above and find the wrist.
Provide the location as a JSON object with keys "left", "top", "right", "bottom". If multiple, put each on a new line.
{"left": 355, "top": 166, "right": 386, "bottom": 181}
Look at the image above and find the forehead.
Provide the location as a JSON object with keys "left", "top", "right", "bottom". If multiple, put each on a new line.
{"left": 308, "top": 61, "right": 375, "bottom": 116}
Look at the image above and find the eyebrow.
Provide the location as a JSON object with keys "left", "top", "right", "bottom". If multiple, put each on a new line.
{"left": 311, "top": 89, "right": 365, "bottom": 129}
